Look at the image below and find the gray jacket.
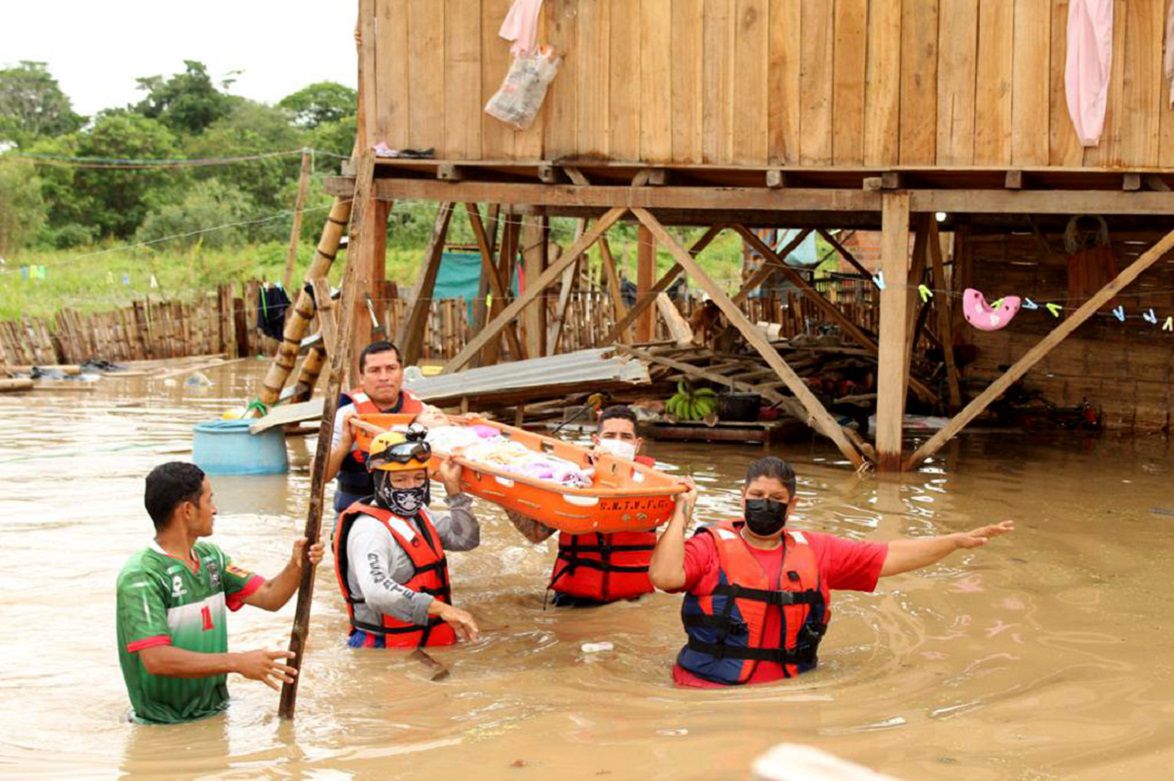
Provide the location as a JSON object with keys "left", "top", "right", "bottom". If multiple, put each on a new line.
{"left": 345, "top": 492, "right": 480, "bottom": 628}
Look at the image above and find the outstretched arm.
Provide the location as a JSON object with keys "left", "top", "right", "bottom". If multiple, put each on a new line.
{"left": 243, "top": 537, "right": 325, "bottom": 611}
{"left": 879, "top": 521, "right": 1014, "bottom": 578}
{"left": 138, "top": 646, "right": 297, "bottom": 691}
{"left": 649, "top": 481, "right": 697, "bottom": 591}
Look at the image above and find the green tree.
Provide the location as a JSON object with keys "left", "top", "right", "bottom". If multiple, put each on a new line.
{"left": 278, "top": 82, "right": 356, "bottom": 128}
{"left": 0, "top": 157, "right": 48, "bottom": 254}
{"left": 133, "top": 60, "right": 234, "bottom": 136}
{"left": 136, "top": 179, "right": 254, "bottom": 252}
{"left": 0, "top": 61, "right": 85, "bottom": 147}
{"left": 68, "top": 111, "right": 185, "bottom": 239}
{"left": 183, "top": 100, "right": 307, "bottom": 211}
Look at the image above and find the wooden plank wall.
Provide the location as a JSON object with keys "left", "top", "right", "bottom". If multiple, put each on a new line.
{"left": 368, "top": 0, "right": 1174, "bottom": 169}
{"left": 963, "top": 233, "right": 1174, "bottom": 432}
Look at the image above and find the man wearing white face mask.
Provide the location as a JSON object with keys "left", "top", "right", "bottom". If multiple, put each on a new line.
{"left": 507, "top": 405, "right": 660, "bottom": 607}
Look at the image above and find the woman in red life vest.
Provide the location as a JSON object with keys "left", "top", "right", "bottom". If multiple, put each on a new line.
{"left": 334, "top": 428, "right": 481, "bottom": 648}
{"left": 650, "top": 457, "right": 1014, "bottom": 687}
{"left": 324, "top": 341, "right": 425, "bottom": 513}
{"left": 507, "top": 405, "right": 661, "bottom": 607}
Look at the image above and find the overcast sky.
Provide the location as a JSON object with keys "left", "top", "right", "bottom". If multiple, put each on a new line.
{"left": 1, "top": 1, "right": 358, "bottom": 115}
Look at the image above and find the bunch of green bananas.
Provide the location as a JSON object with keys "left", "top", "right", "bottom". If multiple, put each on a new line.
{"left": 665, "top": 381, "right": 718, "bottom": 422}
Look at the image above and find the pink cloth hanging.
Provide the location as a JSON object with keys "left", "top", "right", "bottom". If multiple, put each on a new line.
{"left": 1165, "top": 0, "right": 1174, "bottom": 107}
{"left": 1065, "top": 0, "right": 1114, "bottom": 147}
{"left": 499, "top": 0, "right": 544, "bottom": 56}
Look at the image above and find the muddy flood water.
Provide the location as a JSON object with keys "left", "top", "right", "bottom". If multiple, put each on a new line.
{"left": 1, "top": 360, "right": 1173, "bottom": 780}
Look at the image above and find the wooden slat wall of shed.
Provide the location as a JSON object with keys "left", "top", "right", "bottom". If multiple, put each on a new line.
{"left": 864, "top": 0, "right": 901, "bottom": 165}
{"left": 1011, "top": 0, "right": 1050, "bottom": 166}
{"left": 672, "top": 0, "right": 705, "bottom": 164}
{"left": 768, "top": 0, "right": 801, "bottom": 164}
{"left": 1048, "top": 0, "right": 1083, "bottom": 166}
{"left": 832, "top": 0, "right": 868, "bottom": 166}
{"left": 936, "top": 0, "right": 978, "bottom": 165}
{"left": 374, "top": 0, "right": 409, "bottom": 150}
{"left": 732, "top": 0, "right": 769, "bottom": 164}
{"left": 640, "top": 0, "right": 674, "bottom": 162}
{"left": 365, "top": 0, "right": 1174, "bottom": 169}
{"left": 445, "top": 0, "right": 481, "bottom": 159}
{"left": 544, "top": 0, "right": 577, "bottom": 159}
{"left": 899, "top": 0, "right": 938, "bottom": 165}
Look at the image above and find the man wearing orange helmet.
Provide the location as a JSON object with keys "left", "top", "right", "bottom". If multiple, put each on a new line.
{"left": 333, "top": 427, "right": 481, "bottom": 647}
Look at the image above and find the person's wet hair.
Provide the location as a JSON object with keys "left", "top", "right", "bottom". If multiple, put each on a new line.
{"left": 744, "top": 456, "right": 797, "bottom": 496}
{"left": 359, "top": 340, "right": 402, "bottom": 372}
{"left": 598, "top": 404, "right": 638, "bottom": 431}
{"left": 145, "top": 462, "right": 206, "bottom": 529}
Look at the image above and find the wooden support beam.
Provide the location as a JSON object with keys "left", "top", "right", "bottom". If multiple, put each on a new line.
{"left": 875, "top": 192, "right": 912, "bottom": 472}
{"left": 636, "top": 224, "right": 656, "bottom": 341}
{"left": 278, "top": 149, "right": 372, "bottom": 720}
{"left": 400, "top": 202, "right": 454, "bottom": 366}
{"left": 731, "top": 229, "right": 813, "bottom": 305}
{"left": 766, "top": 169, "right": 787, "bottom": 189}
{"left": 928, "top": 220, "right": 962, "bottom": 410}
{"left": 816, "top": 229, "right": 874, "bottom": 281}
{"left": 537, "top": 163, "right": 558, "bottom": 183}
{"left": 1145, "top": 174, "right": 1170, "bottom": 192}
{"left": 904, "top": 216, "right": 931, "bottom": 380}
{"left": 1004, "top": 170, "right": 1024, "bottom": 190}
{"left": 633, "top": 208, "right": 865, "bottom": 469}
{"left": 437, "top": 163, "right": 465, "bottom": 181}
{"left": 485, "top": 217, "right": 522, "bottom": 363}
{"left": 1122, "top": 173, "right": 1142, "bottom": 191}
{"left": 351, "top": 198, "right": 390, "bottom": 382}
{"left": 863, "top": 172, "right": 903, "bottom": 191}
{"left": 521, "top": 215, "right": 548, "bottom": 357}
{"left": 655, "top": 293, "right": 694, "bottom": 345}
{"left": 281, "top": 149, "right": 312, "bottom": 291}
{"left": 309, "top": 278, "right": 338, "bottom": 356}
{"left": 464, "top": 203, "right": 525, "bottom": 360}
{"left": 601, "top": 225, "right": 723, "bottom": 344}
{"left": 549, "top": 220, "right": 586, "bottom": 354}
{"left": 598, "top": 235, "right": 630, "bottom": 342}
{"left": 734, "top": 225, "right": 937, "bottom": 405}
{"left": 905, "top": 228, "right": 1174, "bottom": 470}
{"left": 442, "top": 207, "right": 628, "bottom": 373}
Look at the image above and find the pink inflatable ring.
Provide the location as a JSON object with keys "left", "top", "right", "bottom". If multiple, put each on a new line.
{"left": 963, "top": 289, "right": 1021, "bottom": 331}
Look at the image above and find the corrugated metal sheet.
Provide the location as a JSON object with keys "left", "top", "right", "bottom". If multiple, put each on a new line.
{"left": 404, "top": 348, "right": 649, "bottom": 399}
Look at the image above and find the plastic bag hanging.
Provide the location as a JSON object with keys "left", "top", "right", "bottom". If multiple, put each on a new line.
{"left": 485, "top": 45, "right": 562, "bottom": 130}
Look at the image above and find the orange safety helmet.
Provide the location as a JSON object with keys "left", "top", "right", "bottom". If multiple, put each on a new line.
{"left": 366, "top": 429, "right": 431, "bottom": 472}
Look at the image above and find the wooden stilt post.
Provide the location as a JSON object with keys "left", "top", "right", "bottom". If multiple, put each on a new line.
{"left": 875, "top": 192, "right": 912, "bottom": 472}
{"left": 351, "top": 198, "right": 390, "bottom": 382}
{"left": 549, "top": 219, "right": 587, "bottom": 353}
{"left": 927, "top": 220, "right": 962, "bottom": 410}
{"left": 632, "top": 208, "right": 865, "bottom": 469}
{"left": 636, "top": 224, "right": 656, "bottom": 341}
{"left": 281, "top": 149, "right": 313, "bottom": 292}
{"left": 598, "top": 235, "right": 630, "bottom": 341}
{"left": 521, "top": 214, "right": 549, "bottom": 357}
{"left": 279, "top": 150, "right": 375, "bottom": 720}
{"left": 400, "top": 203, "right": 454, "bottom": 366}
{"left": 258, "top": 197, "right": 355, "bottom": 407}
{"left": 443, "top": 207, "right": 628, "bottom": 373}
{"left": 601, "top": 225, "right": 723, "bottom": 344}
{"left": 906, "top": 228, "right": 1174, "bottom": 470}
{"left": 465, "top": 203, "right": 526, "bottom": 360}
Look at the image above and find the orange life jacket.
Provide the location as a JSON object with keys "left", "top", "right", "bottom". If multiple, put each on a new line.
{"left": 336, "top": 387, "right": 425, "bottom": 495}
{"left": 333, "top": 501, "right": 456, "bottom": 647}
{"left": 676, "top": 520, "right": 827, "bottom": 685}
{"left": 548, "top": 454, "right": 657, "bottom": 603}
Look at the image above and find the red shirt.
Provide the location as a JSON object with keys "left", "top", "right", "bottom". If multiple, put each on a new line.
{"left": 670, "top": 528, "right": 888, "bottom": 688}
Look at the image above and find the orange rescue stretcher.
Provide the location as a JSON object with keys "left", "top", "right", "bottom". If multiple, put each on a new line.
{"left": 349, "top": 414, "right": 686, "bottom": 534}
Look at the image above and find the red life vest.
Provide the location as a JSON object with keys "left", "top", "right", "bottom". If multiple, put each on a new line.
{"left": 333, "top": 501, "right": 456, "bottom": 647}
{"left": 548, "top": 454, "right": 657, "bottom": 603}
{"left": 336, "top": 388, "right": 425, "bottom": 501}
{"left": 676, "top": 521, "right": 827, "bottom": 685}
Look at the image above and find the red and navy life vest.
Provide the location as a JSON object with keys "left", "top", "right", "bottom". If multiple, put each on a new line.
{"left": 548, "top": 454, "right": 657, "bottom": 603}
{"left": 676, "top": 520, "right": 828, "bottom": 685}
{"left": 335, "top": 387, "right": 424, "bottom": 497}
{"left": 333, "top": 501, "right": 456, "bottom": 647}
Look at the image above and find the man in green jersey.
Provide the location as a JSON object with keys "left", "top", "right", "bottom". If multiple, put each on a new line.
{"left": 116, "top": 462, "right": 324, "bottom": 724}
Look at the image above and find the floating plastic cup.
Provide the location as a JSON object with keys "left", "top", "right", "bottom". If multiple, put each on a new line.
{"left": 192, "top": 419, "right": 288, "bottom": 475}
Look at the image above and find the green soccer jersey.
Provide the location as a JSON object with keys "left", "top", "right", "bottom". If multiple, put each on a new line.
{"left": 116, "top": 541, "right": 261, "bottom": 724}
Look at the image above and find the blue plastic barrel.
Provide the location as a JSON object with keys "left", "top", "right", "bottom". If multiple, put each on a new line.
{"left": 192, "top": 419, "right": 288, "bottom": 475}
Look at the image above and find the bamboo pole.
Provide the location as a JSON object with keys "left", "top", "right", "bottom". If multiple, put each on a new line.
{"left": 632, "top": 208, "right": 865, "bottom": 469}
{"left": 906, "top": 227, "right": 1174, "bottom": 470}
{"left": 282, "top": 149, "right": 313, "bottom": 291}
{"left": 279, "top": 151, "right": 375, "bottom": 720}
{"left": 258, "top": 197, "right": 354, "bottom": 406}
{"left": 291, "top": 344, "right": 326, "bottom": 403}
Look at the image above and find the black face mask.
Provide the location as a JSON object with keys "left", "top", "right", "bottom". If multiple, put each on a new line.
{"left": 744, "top": 498, "right": 788, "bottom": 536}
{"left": 374, "top": 471, "right": 430, "bottom": 518}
